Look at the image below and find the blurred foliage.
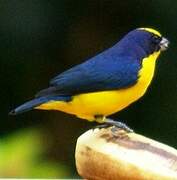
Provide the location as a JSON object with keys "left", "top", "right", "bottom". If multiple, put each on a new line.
{"left": 0, "top": 0, "right": 176, "bottom": 178}
{"left": 0, "top": 129, "right": 70, "bottom": 178}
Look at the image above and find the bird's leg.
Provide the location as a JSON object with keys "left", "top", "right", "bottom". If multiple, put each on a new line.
{"left": 105, "top": 118, "right": 134, "bottom": 133}
{"left": 93, "top": 115, "right": 112, "bottom": 129}
{"left": 93, "top": 123, "right": 111, "bottom": 129}
{"left": 94, "top": 115, "right": 133, "bottom": 133}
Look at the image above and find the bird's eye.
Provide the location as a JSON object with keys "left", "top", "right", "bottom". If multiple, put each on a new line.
{"left": 152, "top": 35, "right": 161, "bottom": 44}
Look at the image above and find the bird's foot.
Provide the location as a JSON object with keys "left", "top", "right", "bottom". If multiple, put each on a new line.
{"left": 93, "top": 118, "right": 133, "bottom": 133}
{"left": 93, "top": 115, "right": 133, "bottom": 133}
{"left": 105, "top": 118, "right": 134, "bottom": 133}
{"left": 93, "top": 123, "right": 113, "bottom": 129}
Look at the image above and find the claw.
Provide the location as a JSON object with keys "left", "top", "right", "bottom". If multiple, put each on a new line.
{"left": 93, "top": 118, "right": 134, "bottom": 133}
{"left": 93, "top": 123, "right": 112, "bottom": 130}
{"left": 105, "top": 118, "right": 134, "bottom": 133}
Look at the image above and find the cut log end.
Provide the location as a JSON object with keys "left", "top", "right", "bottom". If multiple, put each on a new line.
{"left": 75, "top": 128, "right": 177, "bottom": 180}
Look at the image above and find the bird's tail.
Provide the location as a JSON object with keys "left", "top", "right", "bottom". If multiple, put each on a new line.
{"left": 9, "top": 96, "right": 70, "bottom": 115}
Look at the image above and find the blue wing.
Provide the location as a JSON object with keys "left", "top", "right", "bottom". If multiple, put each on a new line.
{"left": 36, "top": 52, "right": 141, "bottom": 97}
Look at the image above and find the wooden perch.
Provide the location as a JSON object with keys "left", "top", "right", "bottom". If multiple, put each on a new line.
{"left": 75, "top": 128, "right": 177, "bottom": 180}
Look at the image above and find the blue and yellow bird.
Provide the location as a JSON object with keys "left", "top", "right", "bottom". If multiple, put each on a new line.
{"left": 10, "top": 28, "right": 169, "bottom": 131}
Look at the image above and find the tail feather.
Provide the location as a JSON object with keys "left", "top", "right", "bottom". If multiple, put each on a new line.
{"left": 9, "top": 96, "right": 71, "bottom": 115}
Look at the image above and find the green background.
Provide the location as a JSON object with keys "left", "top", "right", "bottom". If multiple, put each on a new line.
{"left": 0, "top": 0, "right": 177, "bottom": 178}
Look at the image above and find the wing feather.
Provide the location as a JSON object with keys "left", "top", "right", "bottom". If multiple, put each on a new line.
{"left": 36, "top": 54, "right": 140, "bottom": 97}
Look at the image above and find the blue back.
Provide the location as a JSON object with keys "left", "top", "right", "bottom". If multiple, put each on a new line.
{"left": 36, "top": 29, "right": 159, "bottom": 97}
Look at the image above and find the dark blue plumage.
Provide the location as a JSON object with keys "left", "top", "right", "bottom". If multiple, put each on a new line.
{"left": 47, "top": 56, "right": 140, "bottom": 95}
{"left": 37, "top": 29, "right": 158, "bottom": 97}
{"left": 10, "top": 96, "right": 71, "bottom": 115}
{"left": 11, "top": 28, "right": 163, "bottom": 115}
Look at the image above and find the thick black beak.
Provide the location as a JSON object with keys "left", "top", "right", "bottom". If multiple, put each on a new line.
{"left": 160, "top": 37, "right": 169, "bottom": 51}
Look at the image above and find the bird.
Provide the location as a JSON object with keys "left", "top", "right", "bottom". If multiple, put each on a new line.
{"left": 9, "top": 27, "right": 169, "bottom": 132}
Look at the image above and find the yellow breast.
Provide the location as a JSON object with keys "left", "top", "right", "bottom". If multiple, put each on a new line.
{"left": 37, "top": 51, "right": 160, "bottom": 121}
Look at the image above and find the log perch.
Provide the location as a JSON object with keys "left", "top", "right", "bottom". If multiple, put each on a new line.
{"left": 75, "top": 128, "right": 177, "bottom": 180}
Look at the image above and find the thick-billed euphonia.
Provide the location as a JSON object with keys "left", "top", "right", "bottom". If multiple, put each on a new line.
{"left": 10, "top": 28, "right": 169, "bottom": 131}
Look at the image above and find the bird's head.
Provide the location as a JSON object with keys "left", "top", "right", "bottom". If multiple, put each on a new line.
{"left": 125, "top": 27, "right": 169, "bottom": 56}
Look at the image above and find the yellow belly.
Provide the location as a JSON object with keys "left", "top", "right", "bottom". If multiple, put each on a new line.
{"left": 36, "top": 52, "right": 160, "bottom": 121}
